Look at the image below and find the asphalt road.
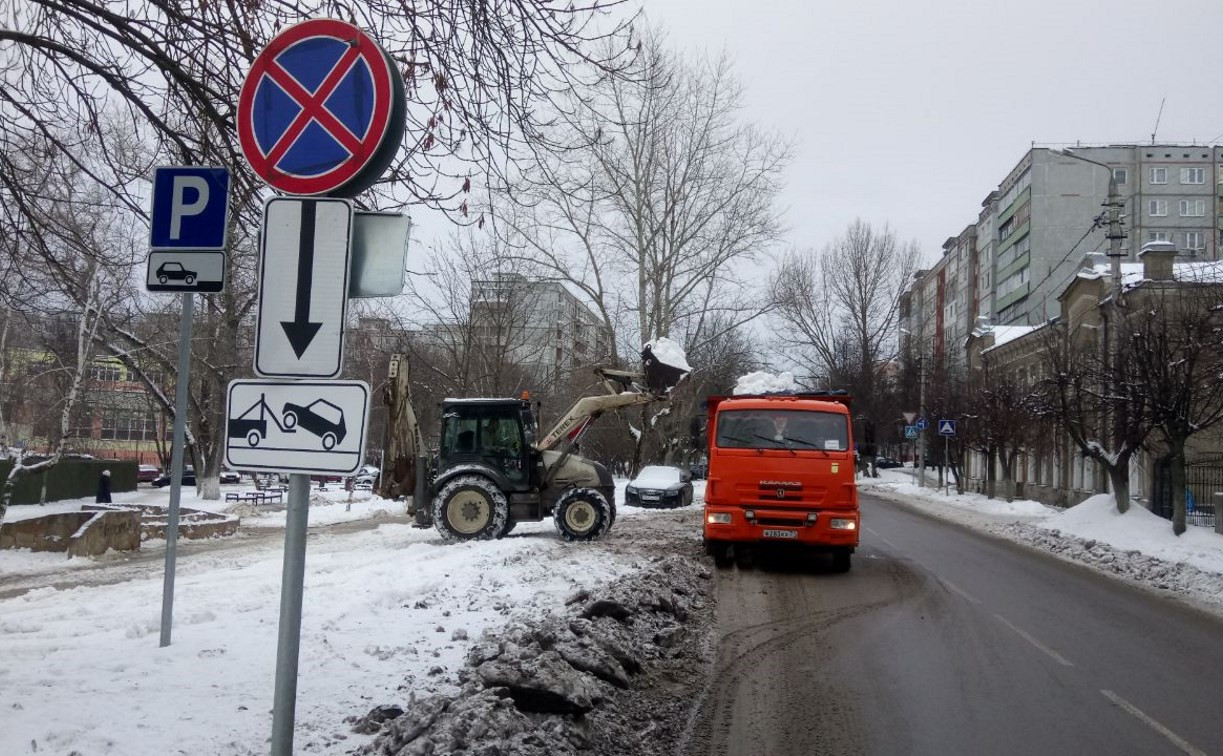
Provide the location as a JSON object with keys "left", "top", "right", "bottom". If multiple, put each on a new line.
{"left": 680, "top": 492, "right": 1223, "bottom": 756}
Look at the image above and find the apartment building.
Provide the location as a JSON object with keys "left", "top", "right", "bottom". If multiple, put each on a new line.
{"left": 904, "top": 144, "right": 1223, "bottom": 367}
{"left": 469, "top": 273, "right": 613, "bottom": 384}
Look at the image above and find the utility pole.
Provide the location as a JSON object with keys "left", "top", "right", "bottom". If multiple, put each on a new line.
{"left": 1058, "top": 148, "right": 1128, "bottom": 508}
{"left": 918, "top": 355, "right": 927, "bottom": 488}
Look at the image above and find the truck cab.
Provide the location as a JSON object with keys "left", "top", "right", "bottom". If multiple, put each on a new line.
{"left": 702, "top": 393, "right": 859, "bottom": 570}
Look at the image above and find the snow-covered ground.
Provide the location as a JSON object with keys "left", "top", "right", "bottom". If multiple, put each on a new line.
{"left": 860, "top": 467, "right": 1223, "bottom": 612}
{"left": 0, "top": 480, "right": 704, "bottom": 755}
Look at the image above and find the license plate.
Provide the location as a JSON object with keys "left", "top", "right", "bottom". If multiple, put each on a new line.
{"left": 762, "top": 529, "right": 798, "bottom": 539}
{"left": 641, "top": 493, "right": 660, "bottom": 500}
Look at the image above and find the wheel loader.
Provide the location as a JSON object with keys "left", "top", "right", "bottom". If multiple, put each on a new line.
{"left": 380, "top": 345, "right": 688, "bottom": 542}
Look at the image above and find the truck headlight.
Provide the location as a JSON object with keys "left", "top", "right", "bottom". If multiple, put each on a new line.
{"left": 829, "top": 518, "right": 856, "bottom": 530}
{"left": 707, "top": 512, "right": 732, "bottom": 524}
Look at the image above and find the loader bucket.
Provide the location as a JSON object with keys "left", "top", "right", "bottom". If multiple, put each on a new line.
{"left": 641, "top": 345, "right": 689, "bottom": 395}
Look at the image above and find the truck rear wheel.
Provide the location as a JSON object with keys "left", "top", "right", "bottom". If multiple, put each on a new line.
{"left": 553, "top": 488, "right": 612, "bottom": 542}
{"left": 433, "top": 475, "right": 508, "bottom": 542}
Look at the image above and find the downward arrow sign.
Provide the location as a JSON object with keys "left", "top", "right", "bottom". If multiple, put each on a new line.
{"left": 281, "top": 200, "right": 323, "bottom": 358}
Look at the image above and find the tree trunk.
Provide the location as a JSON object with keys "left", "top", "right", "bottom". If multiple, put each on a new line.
{"left": 985, "top": 446, "right": 997, "bottom": 499}
{"left": 1002, "top": 451, "right": 1016, "bottom": 503}
{"left": 1107, "top": 456, "right": 1130, "bottom": 514}
{"left": 1167, "top": 438, "right": 1187, "bottom": 536}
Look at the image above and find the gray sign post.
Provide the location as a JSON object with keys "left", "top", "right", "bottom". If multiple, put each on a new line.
{"left": 159, "top": 292, "right": 193, "bottom": 647}
{"left": 147, "top": 166, "right": 229, "bottom": 648}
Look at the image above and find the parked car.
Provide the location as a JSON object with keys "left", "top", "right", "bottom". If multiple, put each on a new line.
{"left": 138, "top": 464, "right": 161, "bottom": 483}
{"left": 625, "top": 465, "right": 693, "bottom": 508}
{"left": 875, "top": 456, "right": 903, "bottom": 469}
{"left": 153, "top": 468, "right": 196, "bottom": 488}
{"left": 220, "top": 468, "right": 242, "bottom": 484}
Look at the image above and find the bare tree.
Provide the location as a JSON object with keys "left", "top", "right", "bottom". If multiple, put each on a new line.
{"left": 405, "top": 230, "right": 552, "bottom": 399}
{"left": 1037, "top": 317, "right": 1151, "bottom": 513}
{"left": 963, "top": 358, "right": 1043, "bottom": 501}
{"left": 505, "top": 30, "right": 789, "bottom": 470}
{"left": 1126, "top": 284, "right": 1223, "bottom": 534}
{"left": 772, "top": 220, "right": 920, "bottom": 424}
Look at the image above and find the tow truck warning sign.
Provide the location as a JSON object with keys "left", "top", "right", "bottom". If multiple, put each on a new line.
{"left": 224, "top": 379, "right": 369, "bottom": 475}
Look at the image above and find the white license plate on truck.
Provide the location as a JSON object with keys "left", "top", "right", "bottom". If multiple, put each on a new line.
{"left": 762, "top": 529, "right": 798, "bottom": 539}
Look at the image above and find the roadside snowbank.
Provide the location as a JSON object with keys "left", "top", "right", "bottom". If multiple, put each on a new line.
{"left": 860, "top": 468, "right": 1223, "bottom": 614}
{"left": 0, "top": 517, "right": 645, "bottom": 755}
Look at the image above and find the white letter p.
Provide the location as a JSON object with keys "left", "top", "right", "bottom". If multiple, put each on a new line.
{"left": 169, "top": 176, "right": 209, "bottom": 240}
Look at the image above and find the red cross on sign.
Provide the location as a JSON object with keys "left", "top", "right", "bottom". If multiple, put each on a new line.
{"left": 236, "top": 19, "right": 405, "bottom": 197}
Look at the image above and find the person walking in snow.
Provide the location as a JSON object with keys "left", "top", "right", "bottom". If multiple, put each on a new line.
{"left": 96, "top": 469, "right": 112, "bottom": 503}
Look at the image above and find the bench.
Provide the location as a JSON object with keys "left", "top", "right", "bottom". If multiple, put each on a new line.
{"left": 224, "top": 490, "right": 284, "bottom": 505}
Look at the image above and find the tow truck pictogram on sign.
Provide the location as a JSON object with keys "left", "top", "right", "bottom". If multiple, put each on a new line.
{"left": 224, "top": 380, "right": 369, "bottom": 475}
{"left": 236, "top": 18, "right": 406, "bottom": 197}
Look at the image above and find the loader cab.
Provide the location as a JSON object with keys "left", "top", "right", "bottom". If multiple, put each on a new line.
{"left": 438, "top": 399, "right": 536, "bottom": 489}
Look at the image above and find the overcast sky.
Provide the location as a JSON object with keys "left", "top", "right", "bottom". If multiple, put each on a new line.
{"left": 641, "top": 0, "right": 1223, "bottom": 264}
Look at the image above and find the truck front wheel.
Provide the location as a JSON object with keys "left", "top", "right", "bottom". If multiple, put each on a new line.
{"left": 831, "top": 549, "right": 852, "bottom": 573}
{"left": 704, "top": 540, "right": 732, "bottom": 569}
{"left": 553, "top": 488, "right": 612, "bottom": 542}
{"left": 433, "top": 475, "right": 508, "bottom": 542}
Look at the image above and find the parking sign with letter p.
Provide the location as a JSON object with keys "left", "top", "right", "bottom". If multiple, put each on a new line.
{"left": 149, "top": 167, "right": 230, "bottom": 250}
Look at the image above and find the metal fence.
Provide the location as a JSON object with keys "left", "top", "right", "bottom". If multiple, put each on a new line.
{"left": 1152, "top": 460, "right": 1220, "bottom": 529}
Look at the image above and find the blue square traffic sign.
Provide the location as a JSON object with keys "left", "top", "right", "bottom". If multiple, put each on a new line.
{"left": 938, "top": 419, "right": 957, "bottom": 437}
{"left": 149, "top": 167, "right": 230, "bottom": 250}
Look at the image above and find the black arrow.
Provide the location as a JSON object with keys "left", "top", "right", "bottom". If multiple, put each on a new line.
{"left": 281, "top": 200, "right": 322, "bottom": 358}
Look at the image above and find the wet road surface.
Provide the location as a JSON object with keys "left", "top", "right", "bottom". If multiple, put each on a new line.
{"left": 681, "top": 492, "right": 1223, "bottom": 756}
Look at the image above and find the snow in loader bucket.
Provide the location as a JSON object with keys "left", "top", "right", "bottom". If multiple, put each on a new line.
{"left": 641, "top": 337, "right": 691, "bottom": 395}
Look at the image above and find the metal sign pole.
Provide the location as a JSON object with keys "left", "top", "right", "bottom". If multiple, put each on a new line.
{"left": 944, "top": 435, "right": 950, "bottom": 495}
{"left": 271, "top": 473, "right": 311, "bottom": 756}
{"left": 159, "top": 292, "right": 193, "bottom": 648}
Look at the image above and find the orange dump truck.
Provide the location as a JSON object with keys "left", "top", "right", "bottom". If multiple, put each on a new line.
{"left": 702, "top": 392, "right": 859, "bottom": 571}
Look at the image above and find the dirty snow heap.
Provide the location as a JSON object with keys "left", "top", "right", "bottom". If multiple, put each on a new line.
{"left": 733, "top": 370, "right": 798, "bottom": 395}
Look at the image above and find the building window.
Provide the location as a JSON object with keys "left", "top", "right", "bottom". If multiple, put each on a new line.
{"left": 1179, "top": 199, "right": 1206, "bottom": 217}
{"left": 1149, "top": 230, "right": 1171, "bottom": 242}
{"left": 1150, "top": 167, "right": 1168, "bottom": 184}
{"left": 1185, "top": 231, "right": 1204, "bottom": 250}
{"left": 1112, "top": 168, "right": 1128, "bottom": 184}
{"left": 89, "top": 364, "right": 122, "bottom": 382}
{"left": 1180, "top": 167, "right": 1205, "bottom": 184}
{"left": 1149, "top": 199, "right": 1168, "bottom": 217}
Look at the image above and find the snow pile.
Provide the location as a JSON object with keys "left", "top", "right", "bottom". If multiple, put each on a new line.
{"left": 732, "top": 370, "right": 798, "bottom": 395}
{"left": 1033, "top": 494, "right": 1223, "bottom": 576}
{"left": 357, "top": 554, "right": 713, "bottom": 756}
{"left": 644, "top": 337, "right": 691, "bottom": 372}
{"left": 0, "top": 516, "right": 645, "bottom": 755}
{"left": 1000, "top": 521, "right": 1223, "bottom": 611}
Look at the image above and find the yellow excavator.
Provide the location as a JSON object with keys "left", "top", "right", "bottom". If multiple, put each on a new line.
{"left": 380, "top": 346, "right": 688, "bottom": 541}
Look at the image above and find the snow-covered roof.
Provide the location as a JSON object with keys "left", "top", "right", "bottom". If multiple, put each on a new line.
{"left": 987, "top": 325, "right": 1036, "bottom": 347}
{"left": 1076, "top": 260, "right": 1223, "bottom": 291}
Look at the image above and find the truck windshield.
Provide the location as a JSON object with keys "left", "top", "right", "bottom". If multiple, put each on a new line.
{"left": 716, "top": 409, "right": 849, "bottom": 452}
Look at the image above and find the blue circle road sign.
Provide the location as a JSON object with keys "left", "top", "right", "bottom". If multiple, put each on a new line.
{"left": 237, "top": 19, "right": 405, "bottom": 197}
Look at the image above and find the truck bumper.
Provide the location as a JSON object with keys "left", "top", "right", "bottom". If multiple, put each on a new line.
{"left": 702, "top": 505, "right": 859, "bottom": 549}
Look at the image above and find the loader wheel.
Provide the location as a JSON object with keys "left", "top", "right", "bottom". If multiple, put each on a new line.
{"left": 553, "top": 488, "right": 612, "bottom": 542}
{"left": 496, "top": 517, "right": 517, "bottom": 538}
{"left": 433, "top": 475, "right": 508, "bottom": 542}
